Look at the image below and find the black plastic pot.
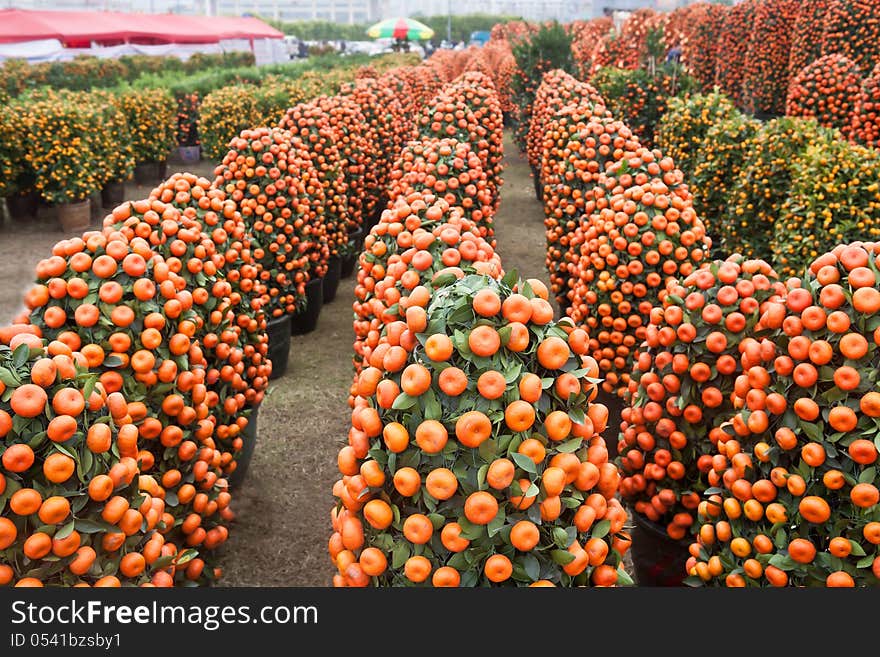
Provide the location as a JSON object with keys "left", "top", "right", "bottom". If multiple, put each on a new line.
{"left": 341, "top": 251, "right": 357, "bottom": 279}
{"left": 101, "top": 181, "right": 126, "bottom": 208}
{"left": 531, "top": 165, "right": 543, "bottom": 203}
{"left": 348, "top": 225, "right": 365, "bottom": 252}
{"left": 341, "top": 226, "right": 365, "bottom": 279}
{"left": 323, "top": 255, "right": 343, "bottom": 304}
{"left": 228, "top": 403, "right": 259, "bottom": 490}
{"left": 595, "top": 388, "right": 625, "bottom": 461}
{"left": 630, "top": 513, "right": 691, "bottom": 586}
{"left": 266, "top": 314, "right": 292, "bottom": 380}
{"left": 291, "top": 276, "right": 324, "bottom": 335}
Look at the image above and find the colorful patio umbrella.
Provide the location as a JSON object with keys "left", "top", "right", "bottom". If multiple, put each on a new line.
{"left": 366, "top": 17, "right": 434, "bottom": 41}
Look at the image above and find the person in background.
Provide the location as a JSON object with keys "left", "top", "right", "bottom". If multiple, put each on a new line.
{"left": 666, "top": 42, "right": 682, "bottom": 64}
{"left": 339, "top": 40, "right": 346, "bottom": 54}
{"left": 298, "top": 39, "right": 308, "bottom": 59}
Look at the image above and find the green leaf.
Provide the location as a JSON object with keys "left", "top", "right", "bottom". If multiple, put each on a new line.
{"left": 392, "top": 393, "right": 418, "bottom": 410}
{"left": 75, "top": 518, "right": 118, "bottom": 534}
{"left": 552, "top": 527, "right": 570, "bottom": 548}
{"left": 554, "top": 437, "right": 583, "bottom": 453}
{"left": 103, "top": 354, "right": 124, "bottom": 368}
{"left": 521, "top": 553, "right": 540, "bottom": 581}
{"left": 616, "top": 567, "right": 634, "bottom": 587}
{"left": 12, "top": 343, "right": 29, "bottom": 368}
{"left": 175, "top": 548, "right": 198, "bottom": 566}
{"left": 54, "top": 520, "right": 75, "bottom": 541}
{"left": 591, "top": 519, "right": 611, "bottom": 539}
{"left": 550, "top": 549, "right": 575, "bottom": 565}
{"left": 477, "top": 464, "right": 489, "bottom": 490}
{"left": 848, "top": 540, "right": 867, "bottom": 557}
{"left": 859, "top": 467, "right": 876, "bottom": 484}
{"left": 511, "top": 452, "right": 537, "bottom": 474}
{"left": 0, "top": 367, "right": 20, "bottom": 387}
{"left": 487, "top": 510, "right": 505, "bottom": 537}
{"left": 799, "top": 421, "right": 822, "bottom": 442}
{"left": 391, "top": 542, "right": 411, "bottom": 569}
{"left": 857, "top": 555, "right": 875, "bottom": 569}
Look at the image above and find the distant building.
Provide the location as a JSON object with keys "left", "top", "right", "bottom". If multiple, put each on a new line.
{"left": 211, "top": 0, "right": 379, "bottom": 23}
{"left": 3, "top": 0, "right": 724, "bottom": 22}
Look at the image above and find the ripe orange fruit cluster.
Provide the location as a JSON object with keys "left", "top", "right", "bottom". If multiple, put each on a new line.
{"left": 111, "top": 174, "right": 270, "bottom": 468}
{"left": 352, "top": 195, "right": 502, "bottom": 375}
{"left": 388, "top": 138, "right": 496, "bottom": 245}
{"left": 717, "top": 2, "right": 760, "bottom": 108}
{"left": 688, "top": 242, "right": 880, "bottom": 586}
{"left": 565, "top": 154, "right": 712, "bottom": 397}
{"left": 850, "top": 64, "right": 880, "bottom": 150}
{"left": 214, "top": 126, "right": 324, "bottom": 317}
{"left": 786, "top": 54, "right": 862, "bottom": 133}
{"left": 278, "top": 103, "right": 345, "bottom": 279}
{"left": 618, "top": 257, "right": 787, "bottom": 540}
{"left": 0, "top": 328, "right": 188, "bottom": 587}
{"left": 740, "top": 0, "right": 800, "bottom": 116}
{"left": 340, "top": 78, "right": 410, "bottom": 212}
{"left": 332, "top": 275, "right": 628, "bottom": 587}
{"left": 526, "top": 69, "right": 605, "bottom": 172}
{"left": 417, "top": 72, "right": 504, "bottom": 210}
{"left": 540, "top": 106, "right": 640, "bottom": 309}
{"left": 23, "top": 224, "right": 235, "bottom": 583}
{"left": 314, "top": 94, "right": 381, "bottom": 238}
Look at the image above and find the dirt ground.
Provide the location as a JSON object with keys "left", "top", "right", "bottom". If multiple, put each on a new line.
{"left": 0, "top": 132, "right": 564, "bottom": 586}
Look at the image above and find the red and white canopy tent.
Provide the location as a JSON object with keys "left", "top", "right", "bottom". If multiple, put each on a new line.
{"left": 0, "top": 9, "right": 285, "bottom": 64}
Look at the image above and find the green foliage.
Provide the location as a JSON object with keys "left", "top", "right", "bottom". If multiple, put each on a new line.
{"left": 721, "top": 117, "right": 838, "bottom": 260}
{"left": 691, "top": 112, "right": 762, "bottom": 247}
{"left": 773, "top": 139, "right": 880, "bottom": 277}
{"left": 0, "top": 51, "right": 255, "bottom": 99}
{"left": 656, "top": 90, "right": 739, "bottom": 178}
{"left": 509, "top": 21, "right": 575, "bottom": 150}
{"left": 591, "top": 64, "right": 696, "bottom": 149}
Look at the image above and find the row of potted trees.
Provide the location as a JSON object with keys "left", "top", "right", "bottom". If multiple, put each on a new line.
{"left": 330, "top": 54, "right": 634, "bottom": 587}
{"left": 0, "top": 55, "right": 439, "bottom": 587}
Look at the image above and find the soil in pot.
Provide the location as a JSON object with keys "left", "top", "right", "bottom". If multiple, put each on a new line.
{"left": 58, "top": 199, "right": 91, "bottom": 233}
{"left": 266, "top": 314, "right": 292, "bottom": 379}
{"left": 323, "top": 255, "right": 343, "bottom": 304}
{"left": 629, "top": 513, "right": 691, "bottom": 586}
{"left": 291, "top": 276, "right": 323, "bottom": 335}
{"left": 228, "top": 403, "right": 260, "bottom": 489}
